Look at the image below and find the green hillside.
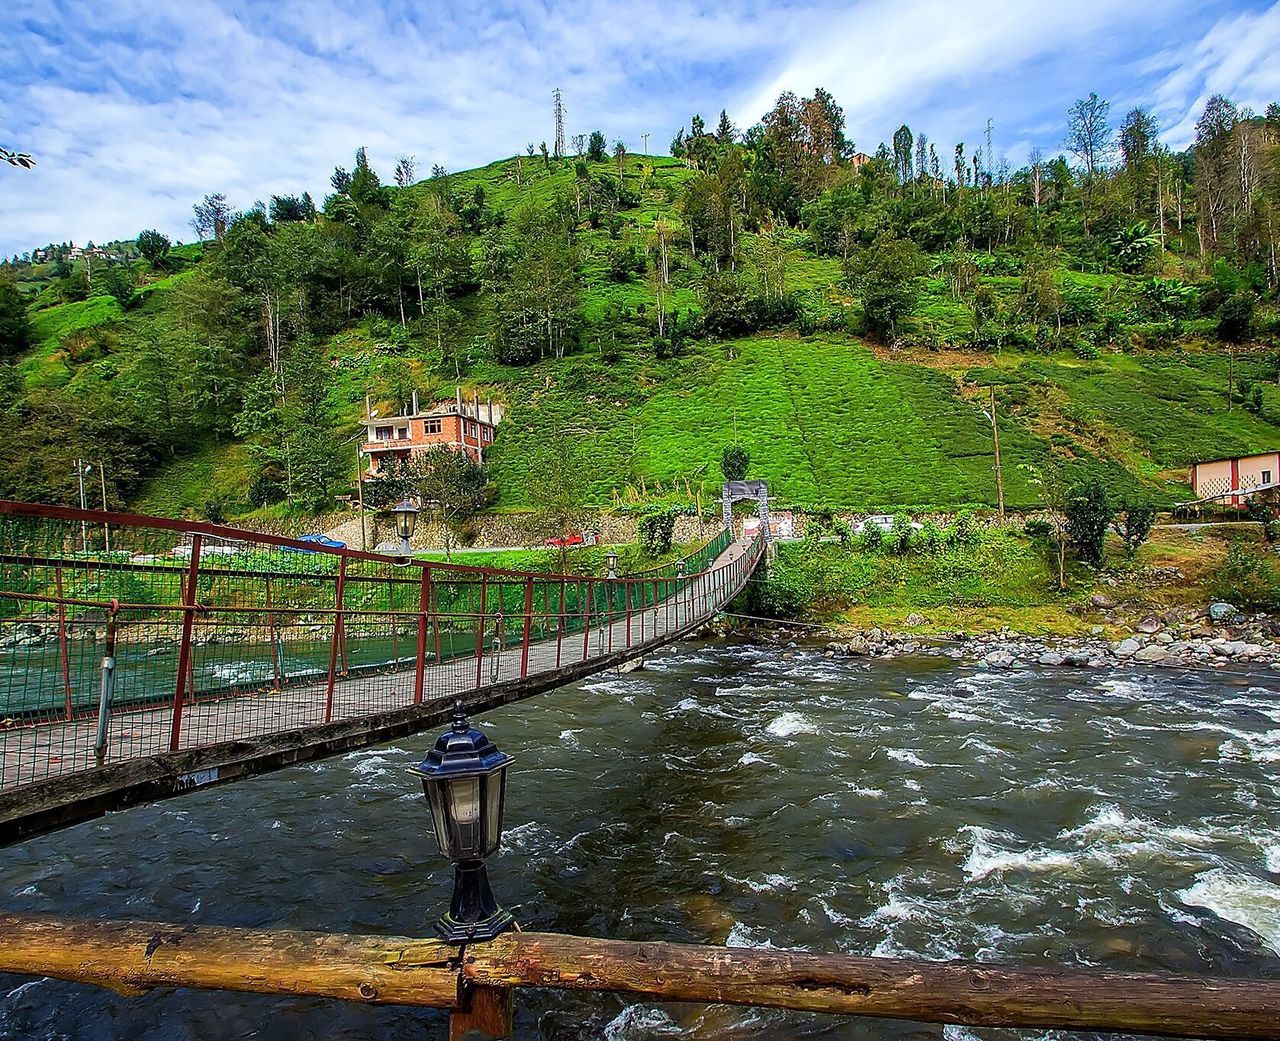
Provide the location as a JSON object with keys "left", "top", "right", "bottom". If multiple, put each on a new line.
{"left": 2, "top": 92, "right": 1278, "bottom": 521}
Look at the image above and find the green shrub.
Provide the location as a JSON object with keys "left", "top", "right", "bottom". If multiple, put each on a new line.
{"left": 858, "top": 520, "right": 883, "bottom": 552}
{"left": 947, "top": 510, "right": 978, "bottom": 548}
{"left": 1213, "top": 541, "right": 1280, "bottom": 609}
{"left": 1023, "top": 518, "right": 1051, "bottom": 539}
{"left": 1110, "top": 502, "right": 1157, "bottom": 558}
{"left": 886, "top": 513, "right": 915, "bottom": 554}
{"left": 638, "top": 507, "right": 678, "bottom": 555}
{"left": 1218, "top": 291, "right": 1256, "bottom": 344}
{"left": 1064, "top": 477, "right": 1113, "bottom": 567}
{"left": 915, "top": 519, "right": 943, "bottom": 554}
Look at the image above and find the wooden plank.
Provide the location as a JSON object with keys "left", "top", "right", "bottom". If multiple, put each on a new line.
{"left": 465, "top": 932, "right": 1280, "bottom": 1040}
{"left": 450, "top": 984, "right": 513, "bottom": 1041}
{"left": 0, "top": 913, "right": 459, "bottom": 1009}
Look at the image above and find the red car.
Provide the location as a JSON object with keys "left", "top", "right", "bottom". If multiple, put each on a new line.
{"left": 544, "top": 531, "right": 597, "bottom": 548}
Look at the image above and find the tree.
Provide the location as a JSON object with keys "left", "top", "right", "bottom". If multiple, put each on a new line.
{"left": 1065, "top": 92, "right": 1111, "bottom": 183}
{"left": 136, "top": 229, "right": 171, "bottom": 268}
{"left": 1111, "top": 503, "right": 1156, "bottom": 558}
{"left": 1218, "top": 291, "right": 1255, "bottom": 343}
{"left": 587, "top": 130, "right": 607, "bottom": 162}
{"left": 191, "top": 192, "right": 233, "bottom": 243}
{"left": 715, "top": 109, "right": 735, "bottom": 145}
{"left": 409, "top": 446, "right": 491, "bottom": 558}
{"left": 842, "top": 234, "right": 924, "bottom": 342}
{"left": 393, "top": 155, "right": 416, "bottom": 188}
{"left": 97, "top": 263, "right": 136, "bottom": 308}
{"left": 721, "top": 444, "right": 750, "bottom": 482}
{"left": 525, "top": 434, "right": 590, "bottom": 572}
{"left": 268, "top": 194, "right": 311, "bottom": 223}
{"left": 1064, "top": 476, "right": 1113, "bottom": 567}
{"left": 892, "top": 125, "right": 914, "bottom": 185}
{"left": 348, "top": 147, "right": 385, "bottom": 206}
{"left": 0, "top": 275, "right": 31, "bottom": 359}
{"left": 614, "top": 141, "right": 627, "bottom": 187}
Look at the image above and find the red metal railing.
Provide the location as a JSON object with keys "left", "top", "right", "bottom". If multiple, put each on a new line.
{"left": 0, "top": 501, "right": 764, "bottom": 792}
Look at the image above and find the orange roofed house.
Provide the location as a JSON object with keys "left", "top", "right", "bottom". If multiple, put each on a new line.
{"left": 1190, "top": 451, "right": 1280, "bottom": 507}
{"left": 362, "top": 388, "right": 505, "bottom": 480}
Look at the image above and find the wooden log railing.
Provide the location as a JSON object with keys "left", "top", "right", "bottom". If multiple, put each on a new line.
{"left": 1, "top": 913, "right": 1279, "bottom": 1040}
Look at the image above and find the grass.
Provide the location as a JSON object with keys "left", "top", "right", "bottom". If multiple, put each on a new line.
{"left": 133, "top": 441, "right": 255, "bottom": 517}
{"left": 762, "top": 524, "right": 1263, "bottom": 635}
{"left": 21, "top": 296, "right": 123, "bottom": 388}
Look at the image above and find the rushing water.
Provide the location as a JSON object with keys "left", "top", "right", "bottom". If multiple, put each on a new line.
{"left": 3, "top": 639, "right": 1280, "bottom": 1040}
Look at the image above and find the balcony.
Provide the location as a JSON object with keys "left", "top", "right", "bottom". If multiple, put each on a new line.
{"left": 362, "top": 438, "right": 414, "bottom": 453}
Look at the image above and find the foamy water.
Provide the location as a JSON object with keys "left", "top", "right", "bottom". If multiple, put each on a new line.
{"left": 2, "top": 640, "right": 1279, "bottom": 1040}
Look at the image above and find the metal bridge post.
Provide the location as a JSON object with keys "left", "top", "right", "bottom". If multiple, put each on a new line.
{"left": 581, "top": 579, "right": 593, "bottom": 661}
{"left": 266, "top": 575, "right": 283, "bottom": 691}
{"left": 474, "top": 576, "right": 488, "bottom": 689}
{"left": 625, "top": 581, "right": 633, "bottom": 648}
{"left": 555, "top": 581, "right": 565, "bottom": 668}
{"left": 55, "top": 566, "right": 72, "bottom": 721}
{"left": 324, "top": 558, "right": 347, "bottom": 724}
{"left": 414, "top": 566, "right": 431, "bottom": 706}
{"left": 168, "top": 534, "right": 202, "bottom": 752}
{"left": 520, "top": 577, "right": 533, "bottom": 678}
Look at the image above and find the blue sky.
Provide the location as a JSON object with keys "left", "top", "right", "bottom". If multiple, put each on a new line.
{"left": 2, "top": 0, "right": 1279, "bottom": 258}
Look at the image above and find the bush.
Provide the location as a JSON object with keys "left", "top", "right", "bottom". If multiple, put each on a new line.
{"left": 857, "top": 521, "right": 883, "bottom": 552}
{"left": 1213, "top": 541, "right": 1280, "bottom": 609}
{"left": 1110, "top": 502, "right": 1157, "bottom": 558}
{"left": 947, "top": 510, "right": 978, "bottom": 548}
{"left": 1064, "top": 477, "right": 1113, "bottom": 566}
{"left": 886, "top": 513, "right": 915, "bottom": 554}
{"left": 720, "top": 444, "right": 750, "bottom": 482}
{"left": 915, "top": 519, "right": 943, "bottom": 554}
{"left": 1023, "top": 518, "right": 1051, "bottom": 539}
{"left": 637, "top": 507, "right": 678, "bottom": 556}
{"left": 1218, "top": 291, "right": 1256, "bottom": 344}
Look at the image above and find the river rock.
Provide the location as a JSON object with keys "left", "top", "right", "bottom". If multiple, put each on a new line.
{"left": 1133, "top": 644, "right": 1169, "bottom": 663}
{"left": 1135, "top": 615, "right": 1162, "bottom": 634}
{"left": 1037, "top": 650, "right": 1066, "bottom": 667}
{"left": 1209, "top": 602, "right": 1238, "bottom": 622}
{"left": 1090, "top": 593, "right": 1117, "bottom": 609}
{"left": 1113, "top": 638, "right": 1141, "bottom": 658}
{"left": 1155, "top": 631, "right": 1174, "bottom": 644}
{"left": 983, "top": 650, "right": 1015, "bottom": 669}
{"left": 904, "top": 613, "right": 925, "bottom": 627}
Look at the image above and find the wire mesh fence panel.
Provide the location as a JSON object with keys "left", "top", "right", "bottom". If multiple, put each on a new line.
{"left": 1, "top": 501, "right": 763, "bottom": 794}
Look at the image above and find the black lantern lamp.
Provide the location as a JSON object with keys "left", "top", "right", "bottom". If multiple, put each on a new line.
{"left": 410, "top": 703, "right": 515, "bottom": 943}
{"left": 605, "top": 549, "right": 619, "bottom": 579}
{"left": 392, "top": 498, "right": 419, "bottom": 557}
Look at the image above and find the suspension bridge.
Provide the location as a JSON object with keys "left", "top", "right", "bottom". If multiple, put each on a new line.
{"left": 0, "top": 500, "right": 764, "bottom": 843}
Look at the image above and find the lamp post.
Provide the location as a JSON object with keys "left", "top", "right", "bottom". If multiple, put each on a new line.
{"left": 411, "top": 704, "right": 515, "bottom": 943}
{"left": 392, "top": 498, "right": 419, "bottom": 558}
{"left": 605, "top": 549, "right": 619, "bottom": 580}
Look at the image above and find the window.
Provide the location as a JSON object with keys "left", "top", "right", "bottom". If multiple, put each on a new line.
{"left": 423, "top": 418, "right": 442, "bottom": 435}
{"left": 466, "top": 422, "right": 477, "bottom": 437}
{"left": 483, "top": 428, "right": 493, "bottom": 443}
{"left": 395, "top": 427, "right": 409, "bottom": 440}
{"left": 375, "top": 426, "right": 393, "bottom": 441}
{"left": 1264, "top": 470, "right": 1273, "bottom": 485}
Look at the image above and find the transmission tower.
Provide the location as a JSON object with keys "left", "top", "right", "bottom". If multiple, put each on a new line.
{"left": 553, "top": 88, "right": 566, "bottom": 159}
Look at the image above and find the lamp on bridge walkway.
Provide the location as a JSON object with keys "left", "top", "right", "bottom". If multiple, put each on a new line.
{"left": 410, "top": 702, "right": 515, "bottom": 944}
{"left": 392, "top": 498, "right": 419, "bottom": 557}
{"left": 605, "top": 549, "right": 618, "bottom": 579}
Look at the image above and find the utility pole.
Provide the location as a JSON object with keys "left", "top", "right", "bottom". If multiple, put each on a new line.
{"left": 98, "top": 459, "right": 110, "bottom": 554}
{"left": 75, "top": 460, "right": 89, "bottom": 552}
{"left": 989, "top": 386, "right": 1005, "bottom": 522}
{"left": 354, "top": 443, "right": 368, "bottom": 551}
{"left": 641, "top": 132, "right": 650, "bottom": 155}
{"left": 552, "top": 88, "right": 565, "bottom": 159}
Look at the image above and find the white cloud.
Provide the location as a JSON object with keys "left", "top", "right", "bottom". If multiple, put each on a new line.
{"left": 0, "top": 0, "right": 1277, "bottom": 257}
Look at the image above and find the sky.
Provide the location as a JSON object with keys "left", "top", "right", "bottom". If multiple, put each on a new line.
{"left": 2, "top": 0, "right": 1280, "bottom": 258}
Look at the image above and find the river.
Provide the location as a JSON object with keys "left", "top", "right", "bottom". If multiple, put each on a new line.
{"left": 2, "top": 639, "right": 1280, "bottom": 1040}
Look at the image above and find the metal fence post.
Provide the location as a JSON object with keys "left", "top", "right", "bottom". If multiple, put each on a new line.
{"left": 168, "top": 534, "right": 202, "bottom": 752}
{"left": 555, "top": 580, "right": 565, "bottom": 668}
{"left": 55, "top": 566, "right": 72, "bottom": 721}
{"left": 520, "top": 577, "right": 533, "bottom": 678}
{"left": 581, "top": 579, "right": 593, "bottom": 661}
{"left": 415, "top": 566, "right": 431, "bottom": 706}
{"left": 474, "top": 576, "right": 488, "bottom": 690}
{"left": 324, "top": 558, "right": 347, "bottom": 723}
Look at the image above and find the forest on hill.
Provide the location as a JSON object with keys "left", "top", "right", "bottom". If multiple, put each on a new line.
{"left": 1, "top": 88, "right": 1279, "bottom": 523}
